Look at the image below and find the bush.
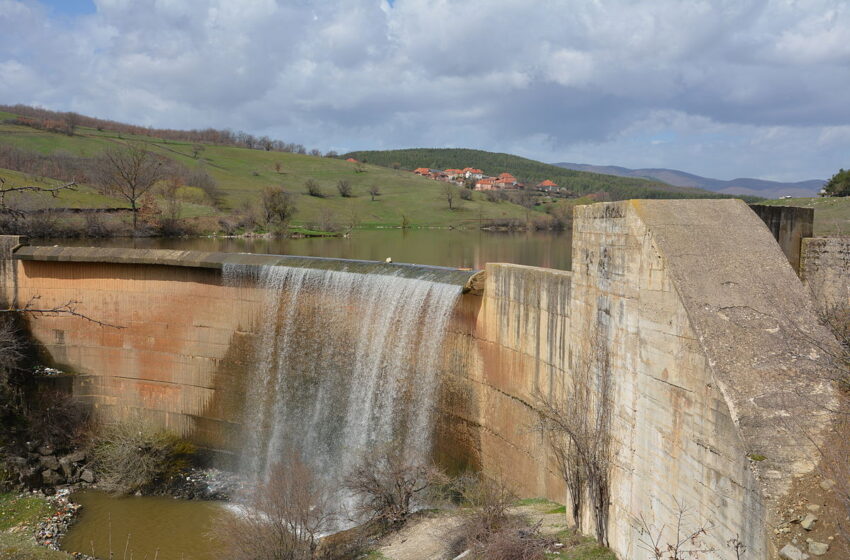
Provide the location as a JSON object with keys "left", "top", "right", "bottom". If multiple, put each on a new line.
{"left": 92, "top": 422, "right": 196, "bottom": 495}
{"left": 218, "top": 454, "right": 334, "bottom": 560}
{"left": 344, "top": 444, "right": 446, "bottom": 529}
{"left": 305, "top": 179, "right": 324, "bottom": 198}
{"left": 337, "top": 180, "right": 353, "bottom": 198}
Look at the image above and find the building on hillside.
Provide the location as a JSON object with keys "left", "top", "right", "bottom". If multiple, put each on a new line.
{"left": 474, "top": 178, "right": 497, "bottom": 191}
{"left": 444, "top": 169, "right": 464, "bottom": 179}
{"left": 414, "top": 167, "right": 431, "bottom": 175}
{"left": 536, "top": 179, "right": 559, "bottom": 192}
{"left": 463, "top": 168, "right": 484, "bottom": 180}
{"left": 346, "top": 158, "right": 358, "bottom": 163}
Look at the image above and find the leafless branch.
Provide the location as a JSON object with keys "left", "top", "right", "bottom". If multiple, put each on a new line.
{"left": 1, "top": 296, "right": 125, "bottom": 329}
{"left": 0, "top": 176, "right": 77, "bottom": 217}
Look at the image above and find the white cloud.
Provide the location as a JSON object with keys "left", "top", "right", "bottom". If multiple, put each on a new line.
{"left": 1, "top": 0, "right": 849, "bottom": 179}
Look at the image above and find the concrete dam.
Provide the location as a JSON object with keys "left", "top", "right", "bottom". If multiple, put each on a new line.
{"left": 1, "top": 199, "right": 846, "bottom": 559}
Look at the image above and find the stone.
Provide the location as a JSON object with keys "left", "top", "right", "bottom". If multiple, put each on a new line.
{"left": 20, "top": 467, "right": 43, "bottom": 488}
{"left": 39, "top": 455, "right": 60, "bottom": 471}
{"left": 808, "top": 541, "right": 829, "bottom": 556}
{"left": 80, "top": 469, "right": 95, "bottom": 483}
{"left": 800, "top": 513, "right": 818, "bottom": 531}
{"left": 819, "top": 479, "right": 835, "bottom": 491}
{"left": 779, "top": 544, "right": 809, "bottom": 560}
{"left": 25, "top": 440, "right": 39, "bottom": 452}
{"left": 5, "top": 456, "right": 27, "bottom": 470}
{"left": 62, "top": 450, "right": 87, "bottom": 464}
{"left": 806, "top": 504, "right": 820, "bottom": 513}
{"left": 37, "top": 444, "right": 55, "bottom": 456}
{"left": 41, "top": 469, "right": 63, "bottom": 485}
{"left": 58, "top": 458, "right": 74, "bottom": 479}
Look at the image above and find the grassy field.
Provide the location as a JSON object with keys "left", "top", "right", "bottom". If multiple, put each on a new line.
{"left": 0, "top": 120, "right": 533, "bottom": 229}
{"left": 758, "top": 196, "right": 850, "bottom": 235}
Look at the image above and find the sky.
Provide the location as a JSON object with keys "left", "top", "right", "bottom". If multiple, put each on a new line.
{"left": 2, "top": 0, "right": 849, "bottom": 181}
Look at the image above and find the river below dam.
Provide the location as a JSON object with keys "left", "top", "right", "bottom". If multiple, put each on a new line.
{"left": 34, "top": 228, "right": 572, "bottom": 270}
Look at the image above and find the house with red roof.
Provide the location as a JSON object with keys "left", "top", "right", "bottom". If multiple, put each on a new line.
{"left": 413, "top": 167, "right": 431, "bottom": 175}
{"left": 346, "top": 158, "right": 358, "bottom": 163}
{"left": 474, "top": 178, "right": 497, "bottom": 191}
{"left": 463, "top": 168, "right": 484, "bottom": 180}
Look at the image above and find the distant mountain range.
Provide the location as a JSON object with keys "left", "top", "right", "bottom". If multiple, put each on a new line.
{"left": 552, "top": 162, "right": 825, "bottom": 198}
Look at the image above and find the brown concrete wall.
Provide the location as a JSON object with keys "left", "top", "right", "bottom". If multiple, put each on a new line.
{"left": 750, "top": 204, "right": 814, "bottom": 273}
{"left": 801, "top": 236, "right": 850, "bottom": 311}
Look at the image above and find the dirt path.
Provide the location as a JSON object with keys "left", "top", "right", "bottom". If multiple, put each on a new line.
{"left": 377, "top": 501, "right": 568, "bottom": 560}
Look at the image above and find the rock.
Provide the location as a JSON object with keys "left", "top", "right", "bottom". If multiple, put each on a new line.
{"left": 37, "top": 444, "right": 55, "bottom": 456}
{"left": 5, "top": 456, "right": 27, "bottom": 470}
{"left": 801, "top": 513, "right": 818, "bottom": 531}
{"left": 80, "top": 469, "right": 95, "bottom": 483}
{"left": 21, "top": 467, "right": 43, "bottom": 488}
{"left": 819, "top": 479, "right": 835, "bottom": 491}
{"left": 806, "top": 504, "right": 821, "bottom": 513}
{"left": 39, "top": 455, "right": 60, "bottom": 471}
{"left": 63, "top": 450, "right": 87, "bottom": 464}
{"left": 58, "top": 458, "right": 74, "bottom": 479}
{"left": 42, "top": 469, "right": 64, "bottom": 485}
{"left": 808, "top": 541, "right": 829, "bottom": 556}
{"left": 779, "top": 543, "right": 809, "bottom": 560}
{"left": 25, "top": 440, "right": 40, "bottom": 452}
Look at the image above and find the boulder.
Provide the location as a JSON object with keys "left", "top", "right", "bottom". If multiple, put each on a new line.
{"left": 808, "top": 541, "right": 829, "bottom": 556}
{"left": 58, "top": 457, "right": 74, "bottom": 479}
{"left": 62, "top": 450, "right": 87, "bottom": 464}
{"left": 4, "top": 456, "right": 27, "bottom": 470}
{"left": 37, "top": 444, "right": 55, "bottom": 456}
{"left": 80, "top": 469, "right": 95, "bottom": 483}
{"left": 25, "top": 440, "right": 40, "bottom": 452}
{"left": 39, "top": 455, "right": 60, "bottom": 471}
{"left": 20, "top": 467, "right": 43, "bottom": 488}
{"left": 779, "top": 544, "right": 809, "bottom": 560}
{"left": 41, "top": 469, "right": 63, "bottom": 485}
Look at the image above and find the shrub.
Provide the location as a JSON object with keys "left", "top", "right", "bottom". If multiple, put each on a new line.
{"left": 218, "top": 454, "right": 334, "bottom": 560}
{"left": 337, "top": 180, "right": 353, "bottom": 198}
{"left": 305, "top": 179, "right": 324, "bottom": 198}
{"left": 92, "top": 422, "right": 196, "bottom": 495}
{"left": 344, "top": 444, "right": 446, "bottom": 529}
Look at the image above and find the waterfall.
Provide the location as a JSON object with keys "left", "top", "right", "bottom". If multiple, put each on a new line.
{"left": 222, "top": 262, "right": 462, "bottom": 511}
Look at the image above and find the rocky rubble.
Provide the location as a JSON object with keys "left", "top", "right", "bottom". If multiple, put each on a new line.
{"left": 166, "top": 467, "right": 246, "bottom": 500}
{"left": 4, "top": 442, "right": 95, "bottom": 491}
{"left": 33, "top": 488, "right": 80, "bottom": 550}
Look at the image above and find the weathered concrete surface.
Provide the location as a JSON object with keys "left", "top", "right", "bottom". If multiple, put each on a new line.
{"left": 750, "top": 204, "right": 814, "bottom": 273}
{"left": 801, "top": 236, "right": 850, "bottom": 311}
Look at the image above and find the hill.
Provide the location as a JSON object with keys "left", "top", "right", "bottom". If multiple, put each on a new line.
{"left": 342, "top": 148, "right": 763, "bottom": 201}
{"left": 0, "top": 110, "right": 533, "bottom": 230}
{"left": 554, "top": 162, "right": 824, "bottom": 198}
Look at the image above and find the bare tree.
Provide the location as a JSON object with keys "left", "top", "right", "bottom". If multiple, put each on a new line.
{"left": 191, "top": 144, "right": 205, "bottom": 159}
{"left": 636, "top": 501, "right": 716, "bottom": 560}
{"left": 337, "top": 180, "right": 352, "bottom": 198}
{"left": 533, "top": 326, "right": 613, "bottom": 546}
{"left": 0, "top": 176, "right": 76, "bottom": 217}
{"left": 92, "top": 145, "right": 167, "bottom": 232}
{"left": 354, "top": 162, "right": 366, "bottom": 173}
{"left": 219, "top": 454, "right": 335, "bottom": 560}
{"left": 442, "top": 183, "right": 458, "bottom": 210}
{"left": 368, "top": 185, "right": 381, "bottom": 201}
{"left": 64, "top": 112, "right": 81, "bottom": 136}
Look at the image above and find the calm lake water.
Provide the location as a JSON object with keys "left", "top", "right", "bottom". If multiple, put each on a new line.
{"left": 61, "top": 491, "right": 225, "bottom": 560}
{"left": 35, "top": 229, "right": 572, "bottom": 271}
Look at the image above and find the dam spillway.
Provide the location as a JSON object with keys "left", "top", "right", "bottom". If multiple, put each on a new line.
{"left": 221, "top": 262, "right": 462, "bottom": 497}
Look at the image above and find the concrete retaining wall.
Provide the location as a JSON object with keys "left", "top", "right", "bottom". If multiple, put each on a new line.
{"left": 750, "top": 204, "right": 814, "bottom": 273}
{"left": 801, "top": 236, "right": 850, "bottom": 311}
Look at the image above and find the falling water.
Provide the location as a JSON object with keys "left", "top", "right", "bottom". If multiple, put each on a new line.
{"left": 222, "top": 262, "right": 462, "bottom": 512}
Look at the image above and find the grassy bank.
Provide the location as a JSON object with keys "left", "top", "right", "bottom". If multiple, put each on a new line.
{"left": 0, "top": 493, "right": 72, "bottom": 560}
{"left": 757, "top": 196, "right": 850, "bottom": 235}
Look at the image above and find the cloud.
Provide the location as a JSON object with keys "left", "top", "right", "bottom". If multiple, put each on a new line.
{"left": 1, "top": 0, "right": 849, "bottom": 179}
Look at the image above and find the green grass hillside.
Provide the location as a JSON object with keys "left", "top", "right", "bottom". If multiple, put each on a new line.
{"left": 343, "top": 148, "right": 762, "bottom": 201}
{"left": 758, "top": 196, "right": 850, "bottom": 235}
{"left": 0, "top": 120, "right": 531, "bottom": 229}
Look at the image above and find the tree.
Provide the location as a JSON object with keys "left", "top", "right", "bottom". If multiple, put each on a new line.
{"left": 368, "top": 185, "right": 381, "bottom": 201}
{"left": 823, "top": 168, "right": 850, "bottom": 197}
{"left": 64, "top": 112, "right": 81, "bottom": 136}
{"left": 442, "top": 183, "right": 458, "bottom": 210}
{"left": 262, "top": 186, "right": 297, "bottom": 230}
{"left": 337, "top": 180, "right": 352, "bottom": 198}
{"left": 191, "top": 144, "right": 205, "bottom": 159}
{"left": 92, "top": 145, "right": 167, "bottom": 232}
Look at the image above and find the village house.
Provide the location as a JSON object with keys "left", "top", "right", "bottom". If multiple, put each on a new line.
{"left": 536, "top": 179, "right": 558, "bottom": 192}
{"left": 474, "top": 178, "right": 497, "bottom": 191}
{"left": 463, "top": 168, "right": 484, "bottom": 180}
